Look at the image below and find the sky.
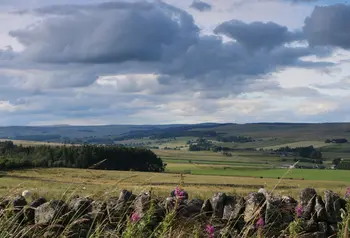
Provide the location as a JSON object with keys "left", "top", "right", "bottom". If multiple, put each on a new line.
{"left": 1, "top": 0, "right": 350, "bottom": 126}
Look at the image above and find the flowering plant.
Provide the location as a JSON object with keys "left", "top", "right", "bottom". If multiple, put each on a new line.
{"left": 206, "top": 224, "right": 214, "bottom": 238}
{"left": 130, "top": 213, "right": 141, "bottom": 223}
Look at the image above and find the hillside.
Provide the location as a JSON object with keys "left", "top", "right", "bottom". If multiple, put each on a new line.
{"left": 0, "top": 123, "right": 349, "bottom": 153}
{"left": 0, "top": 123, "right": 227, "bottom": 143}
{"left": 1, "top": 123, "right": 350, "bottom": 143}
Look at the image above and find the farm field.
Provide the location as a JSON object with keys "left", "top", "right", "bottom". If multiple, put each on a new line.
{"left": 165, "top": 163, "right": 350, "bottom": 181}
{"left": 115, "top": 137, "right": 195, "bottom": 149}
{"left": 153, "top": 148, "right": 339, "bottom": 169}
{"left": 0, "top": 139, "right": 66, "bottom": 147}
{"left": 1, "top": 124, "right": 350, "bottom": 203}
{"left": 153, "top": 149, "right": 279, "bottom": 163}
{"left": 0, "top": 168, "right": 349, "bottom": 200}
{"left": 193, "top": 123, "right": 350, "bottom": 140}
{"left": 261, "top": 141, "right": 328, "bottom": 150}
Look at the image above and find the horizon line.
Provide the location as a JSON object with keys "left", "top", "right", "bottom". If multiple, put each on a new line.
{"left": 0, "top": 121, "right": 349, "bottom": 127}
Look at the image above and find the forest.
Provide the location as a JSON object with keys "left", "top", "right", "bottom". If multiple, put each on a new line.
{"left": 0, "top": 141, "right": 165, "bottom": 172}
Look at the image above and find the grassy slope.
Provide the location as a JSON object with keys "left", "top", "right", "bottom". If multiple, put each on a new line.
{"left": 190, "top": 123, "right": 350, "bottom": 149}
{"left": 0, "top": 139, "right": 66, "bottom": 146}
{"left": 116, "top": 137, "right": 195, "bottom": 149}
{"left": 261, "top": 141, "right": 328, "bottom": 150}
{"left": 1, "top": 168, "right": 349, "bottom": 199}
{"left": 204, "top": 123, "right": 350, "bottom": 139}
{"left": 154, "top": 149, "right": 280, "bottom": 165}
{"left": 1, "top": 123, "right": 350, "bottom": 200}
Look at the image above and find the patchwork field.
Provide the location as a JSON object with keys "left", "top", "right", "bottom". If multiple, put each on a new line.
{"left": 1, "top": 166, "right": 349, "bottom": 201}
{"left": 261, "top": 141, "right": 329, "bottom": 150}
{"left": 1, "top": 123, "right": 350, "bottom": 203}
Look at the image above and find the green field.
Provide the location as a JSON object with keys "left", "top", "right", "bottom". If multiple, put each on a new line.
{"left": 1, "top": 123, "right": 350, "bottom": 201}
{"left": 261, "top": 141, "right": 328, "bottom": 150}
{"left": 1, "top": 167, "right": 349, "bottom": 200}
{"left": 166, "top": 163, "right": 350, "bottom": 181}
{"left": 115, "top": 137, "right": 195, "bottom": 149}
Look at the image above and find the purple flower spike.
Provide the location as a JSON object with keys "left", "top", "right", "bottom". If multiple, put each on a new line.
{"left": 174, "top": 186, "right": 186, "bottom": 199}
{"left": 131, "top": 213, "right": 140, "bottom": 223}
{"left": 345, "top": 186, "right": 350, "bottom": 199}
{"left": 296, "top": 204, "right": 303, "bottom": 218}
{"left": 256, "top": 216, "right": 265, "bottom": 228}
{"left": 206, "top": 224, "right": 215, "bottom": 238}
{"left": 174, "top": 186, "right": 181, "bottom": 196}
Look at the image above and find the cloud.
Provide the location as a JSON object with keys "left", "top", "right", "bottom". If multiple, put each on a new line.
{"left": 296, "top": 100, "right": 338, "bottom": 116}
{"left": 0, "top": 0, "right": 348, "bottom": 125}
{"left": 9, "top": 1, "right": 199, "bottom": 64}
{"left": 159, "top": 34, "right": 332, "bottom": 90}
{"left": 214, "top": 20, "right": 303, "bottom": 51}
{"left": 189, "top": 0, "right": 212, "bottom": 12}
{"left": 5, "top": 1, "right": 332, "bottom": 97}
{"left": 286, "top": 0, "right": 319, "bottom": 2}
{"left": 0, "top": 46, "right": 17, "bottom": 60}
{"left": 304, "top": 4, "right": 350, "bottom": 49}
{"left": 312, "top": 75, "right": 350, "bottom": 90}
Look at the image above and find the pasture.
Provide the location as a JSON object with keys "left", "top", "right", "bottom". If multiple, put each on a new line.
{"left": 261, "top": 140, "right": 328, "bottom": 150}
{"left": 0, "top": 139, "right": 65, "bottom": 147}
{"left": 1, "top": 135, "right": 349, "bottom": 201}
{"left": 0, "top": 166, "right": 349, "bottom": 201}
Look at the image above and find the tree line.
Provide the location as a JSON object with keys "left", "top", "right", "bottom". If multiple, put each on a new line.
{"left": 0, "top": 141, "right": 165, "bottom": 172}
{"left": 216, "top": 135, "right": 254, "bottom": 143}
{"left": 274, "top": 145, "right": 322, "bottom": 159}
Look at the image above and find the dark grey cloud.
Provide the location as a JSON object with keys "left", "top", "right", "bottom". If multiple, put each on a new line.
{"left": 189, "top": 0, "right": 212, "bottom": 12}
{"left": 10, "top": 1, "right": 199, "bottom": 64}
{"left": 159, "top": 35, "right": 331, "bottom": 85}
{"left": 4, "top": 1, "right": 334, "bottom": 100}
{"left": 6, "top": 1, "right": 333, "bottom": 95}
{"left": 304, "top": 4, "right": 350, "bottom": 49}
{"left": 1, "top": 1, "right": 348, "bottom": 126}
{"left": 214, "top": 20, "right": 303, "bottom": 51}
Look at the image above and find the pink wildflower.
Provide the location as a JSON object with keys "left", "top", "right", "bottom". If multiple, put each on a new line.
{"left": 174, "top": 186, "right": 185, "bottom": 199}
{"left": 179, "top": 190, "right": 184, "bottom": 196}
{"left": 296, "top": 204, "right": 303, "bottom": 218}
{"left": 130, "top": 213, "right": 140, "bottom": 223}
{"left": 206, "top": 224, "right": 215, "bottom": 238}
{"left": 174, "top": 186, "right": 181, "bottom": 196}
{"left": 345, "top": 187, "right": 350, "bottom": 199}
{"left": 255, "top": 216, "right": 265, "bottom": 229}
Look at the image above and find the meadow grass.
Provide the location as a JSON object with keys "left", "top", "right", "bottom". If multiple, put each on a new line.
{"left": 154, "top": 149, "right": 281, "bottom": 164}
{"left": 164, "top": 162, "right": 350, "bottom": 181}
{"left": 261, "top": 141, "right": 328, "bottom": 150}
{"left": 1, "top": 139, "right": 349, "bottom": 199}
{"left": 0, "top": 166, "right": 349, "bottom": 237}
{"left": 0, "top": 139, "right": 66, "bottom": 147}
{"left": 115, "top": 137, "right": 195, "bottom": 149}
{"left": 0, "top": 128, "right": 349, "bottom": 236}
{"left": 1, "top": 168, "right": 349, "bottom": 200}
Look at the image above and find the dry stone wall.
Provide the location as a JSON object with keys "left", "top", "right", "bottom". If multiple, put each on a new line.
{"left": 0, "top": 188, "right": 348, "bottom": 238}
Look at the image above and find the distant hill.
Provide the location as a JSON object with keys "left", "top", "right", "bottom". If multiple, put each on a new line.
{"left": 0, "top": 123, "right": 230, "bottom": 143}
{"left": 0, "top": 122, "right": 349, "bottom": 144}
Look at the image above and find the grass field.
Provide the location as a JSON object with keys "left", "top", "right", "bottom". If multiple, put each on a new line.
{"left": 195, "top": 123, "right": 350, "bottom": 140}
{"left": 165, "top": 163, "right": 350, "bottom": 181}
{"left": 154, "top": 149, "right": 280, "bottom": 163}
{"left": 0, "top": 139, "right": 65, "bottom": 146}
{"left": 261, "top": 141, "right": 328, "bottom": 150}
{"left": 1, "top": 137, "right": 349, "bottom": 202}
{"left": 0, "top": 168, "right": 349, "bottom": 200}
{"left": 115, "top": 137, "right": 195, "bottom": 149}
